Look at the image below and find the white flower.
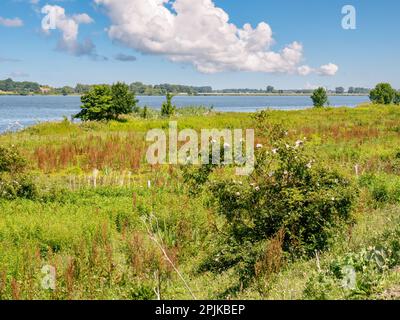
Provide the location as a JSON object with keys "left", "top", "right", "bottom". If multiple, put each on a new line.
{"left": 272, "top": 148, "right": 278, "bottom": 154}
{"left": 306, "top": 162, "right": 312, "bottom": 169}
{"left": 255, "top": 186, "right": 260, "bottom": 191}
{"left": 283, "top": 170, "right": 288, "bottom": 175}
{"left": 224, "top": 143, "right": 231, "bottom": 149}
{"left": 295, "top": 140, "right": 304, "bottom": 148}
{"left": 331, "top": 197, "right": 335, "bottom": 201}
{"left": 256, "top": 144, "right": 263, "bottom": 149}
{"left": 236, "top": 192, "right": 241, "bottom": 197}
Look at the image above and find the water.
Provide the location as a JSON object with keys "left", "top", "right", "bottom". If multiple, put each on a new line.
{"left": 0, "top": 95, "right": 370, "bottom": 133}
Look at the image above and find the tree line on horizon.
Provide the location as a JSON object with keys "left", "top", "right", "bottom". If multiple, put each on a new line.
{"left": 0, "top": 78, "right": 376, "bottom": 96}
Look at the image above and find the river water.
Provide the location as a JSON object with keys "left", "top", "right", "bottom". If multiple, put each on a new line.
{"left": 0, "top": 95, "right": 369, "bottom": 133}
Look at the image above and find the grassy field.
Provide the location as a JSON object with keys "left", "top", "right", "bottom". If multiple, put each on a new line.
{"left": 1, "top": 104, "right": 400, "bottom": 300}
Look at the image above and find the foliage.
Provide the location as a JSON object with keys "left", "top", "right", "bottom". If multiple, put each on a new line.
{"left": 75, "top": 83, "right": 137, "bottom": 121}
{"left": 161, "top": 93, "right": 177, "bottom": 118}
{"left": 311, "top": 87, "right": 329, "bottom": 108}
{"left": 110, "top": 82, "right": 138, "bottom": 117}
{"left": 369, "top": 83, "right": 396, "bottom": 105}
{"left": 394, "top": 92, "right": 400, "bottom": 105}
{"left": 190, "top": 134, "right": 357, "bottom": 288}
{"left": 0, "top": 146, "right": 27, "bottom": 173}
{"left": 304, "top": 226, "right": 400, "bottom": 299}
{"left": 0, "top": 78, "right": 41, "bottom": 94}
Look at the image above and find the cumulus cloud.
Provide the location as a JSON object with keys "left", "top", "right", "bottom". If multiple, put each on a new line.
{"left": 0, "top": 17, "right": 24, "bottom": 27}
{"left": 318, "top": 63, "right": 339, "bottom": 76}
{"left": 41, "top": 5, "right": 100, "bottom": 58}
{"left": 94, "top": 0, "right": 338, "bottom": 76}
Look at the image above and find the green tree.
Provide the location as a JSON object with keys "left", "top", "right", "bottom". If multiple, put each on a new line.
{"left": 369, "top": 83, "right": 396, "bottom": 105}
{"left": 311, "top": 87, "right": 329, "bottom": 108}
{"left": 161, "top": 93, "right": 176, "bottom": 117}
{"left": 110, "top": 82, "right": 138, "bottom": 118}
{"left": 75, "top": 83, "right": 138, "bottom": 121}
{"left": 75, "top": 85, "right": 113, "bottom": 121}
{"left": 395, "top": 92, "right": 400, "bottom": 105}
{"left": 335, "top": 87, "right": 345, "bottom": 94}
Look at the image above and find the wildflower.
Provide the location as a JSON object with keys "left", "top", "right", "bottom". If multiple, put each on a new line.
{"left": 256, "top": 144, "right": 263, "bottom": 149}
{"left": 255, "top": 186, "right": 260, "bottom": 191}
{"left": 306, "top": 162, "right": 312, "bottom": 169}
{"left": 236, "top": 192, "right": 241, "bottom": 197}
{"left": 295, "top": 140, "right": 304, "bottom": 148}
{"left": 272, "top": 148, "right": 278, "bottom": 154}
{"left": 331, "top": 197, "right": 335, "bottom": 201}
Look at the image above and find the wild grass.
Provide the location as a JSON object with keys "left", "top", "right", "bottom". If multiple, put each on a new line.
{"left": 1, "top": 104, "right": 400, "bottom": 299}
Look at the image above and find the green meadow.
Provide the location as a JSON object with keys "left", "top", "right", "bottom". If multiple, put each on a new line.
{"left": 1, "top": 104, "right": 400, "bottom": 300}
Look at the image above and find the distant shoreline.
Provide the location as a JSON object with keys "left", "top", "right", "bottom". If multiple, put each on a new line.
{"left": 0, "top": 93, "right": 369, "bottom": 97}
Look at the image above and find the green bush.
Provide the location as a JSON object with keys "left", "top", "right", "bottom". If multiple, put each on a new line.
{"left": 161, "top": 93, "right": 176, "bottom": 118}
{"left": 311, "top": 87, "right": 329, "bottom": 108}
{"left": 0, "top": 146, "right": 27, "bottom": 173}
{"left": 75, "top": 83, "right": 138, "bottom": 121}
{"left": 0, "top": 173, "right": 38, "bottom": 200}
{"left": 369, "top": 83, "right": 396, "bottom": 105}
{"left": 0, "top": 146, "right": 38, "bottom": 200}
{"left": 196, "top": 137, "right": 357, "bottom": 287}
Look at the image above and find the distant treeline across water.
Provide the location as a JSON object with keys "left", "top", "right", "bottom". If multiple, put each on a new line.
{"left": 0, "top": 95, "right": 370, "bottom": 133}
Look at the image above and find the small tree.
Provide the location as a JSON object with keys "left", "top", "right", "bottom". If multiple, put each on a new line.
{"left": 75, "top": 85, "right": 113, "bottom": 121}
{"left": 111, "top": 82, "right": 138, "bottom": 119}
{"left": 75, "top": 83, "right": 138, "bottom": 121}
{"left": 161, "top": 93, "right": 176, "bottom": 117}
{"left": 311, "top": 87, "right": 329, "bottom": 108}
{"left": 369, "top": 83, "right": 396, "bottom": 105}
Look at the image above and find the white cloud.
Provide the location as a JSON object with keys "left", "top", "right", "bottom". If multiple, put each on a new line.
{"left": 0, "top": 17, "right": 24, "bottom": 27}
{"left": 297, "top": 63, "right": 339, "bottom": 76}
{"left": 94, "top": 0, "right": 338, "bottom": 76}
{"left": 41, "top": 5, "right": 98, "bottom": 58}
{"left": 318, "top": 63, "right": 339, "bottom": 76}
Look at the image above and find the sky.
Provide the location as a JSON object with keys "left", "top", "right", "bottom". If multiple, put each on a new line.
{"left": 0, "top": 0, "right": 399, "bottom": 90}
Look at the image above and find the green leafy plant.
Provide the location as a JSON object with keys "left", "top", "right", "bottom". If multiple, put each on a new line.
{"left": 369, "top": 83, "right": 396, "bottom": 105}
{"left": 75, "top": 83, "right": 138, "bottom": 121}
{"left": 311, "top": 87, "right": 329, "bottom": 108}
{"left": 192, "top": 135, "right": 357, "bottom": 289}
{"left": 161, "top": 93, "right": 176, "bottom": 118}
{"left": 0, "top": 146, "right": 27, "bottom": 173}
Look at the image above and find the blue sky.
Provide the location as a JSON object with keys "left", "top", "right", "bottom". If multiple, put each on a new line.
{"left": 0, "top": 0, "right": 399, "bottom": 89}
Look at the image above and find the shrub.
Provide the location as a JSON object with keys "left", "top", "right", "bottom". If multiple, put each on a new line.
{"left": 195, "top": 136, "right": 357, "bottom": 287}
{"left": 75, "top": 83, "right": 138, "bottom": 121}
{"left": 0, "top": 173, "right": 38, "bottom": 200}
{"left": 311, "top": 87, "right": 329, "bottom": 108}
{"left": 0, "top": 146, "right": 38, "bottom": 200}
{"left": 369, "top": 83, "right": 396, "bottom": 105}
{"left": 0, "top": 146, "right": 27, "bottom": 173}
{"left": 161, "top": 93, "right": 176, "bottom": 118}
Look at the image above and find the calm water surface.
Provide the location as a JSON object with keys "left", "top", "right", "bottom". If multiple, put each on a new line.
{"left": 0, "top": 95, "right": 370, "bottom": 133}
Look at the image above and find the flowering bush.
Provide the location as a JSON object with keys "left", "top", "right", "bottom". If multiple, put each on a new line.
{"left": 196, "top": 135, "right": 358, "bottom": 287}
{"left": 0, "top": 146, "right": 27, "bottom": 173}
